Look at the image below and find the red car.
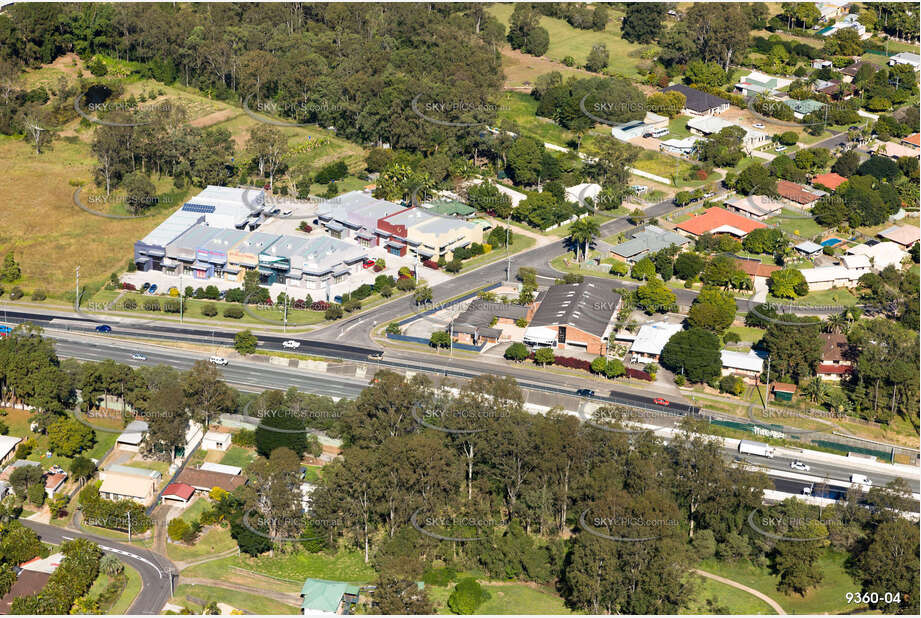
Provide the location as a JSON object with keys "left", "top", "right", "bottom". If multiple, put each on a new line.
{"left": 653, "top": 398, "right": 669, "bottom": 406}
{"left": 362, "top": 259, "right": 376, "bottom": 269}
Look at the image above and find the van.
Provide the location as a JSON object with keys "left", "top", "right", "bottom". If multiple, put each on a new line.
{"left": 209, "top": 356, "right": 228, "bottom": 366}
{"left": 850, "top": 474, "right": 872, "bottom": 487}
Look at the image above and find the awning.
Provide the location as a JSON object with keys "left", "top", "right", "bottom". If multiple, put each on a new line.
{"left": 146, "top": 248, "right": 167, "bottom": 257}
{"left": 417, "top": 249, "right": 434, "bottom": 258}
{"left": 222, "top": 266, "right": 241, "bottom": 274}
{"left": 355, "top": 231, "right": 374, "bottom": 240}
{"left": 523, "top": 326, "right": 558, "bottom": 346}
{"left": 325, "top": 221, "right": 345, "bottom": 232}
{"left": 333, "top": 267, "right": 350, "bottom": 276}
{"left": 135, "top": 256, "right": 151, "bottom": 264}
{"left": 386, "top": 241, "right": 404, "bottom": 249}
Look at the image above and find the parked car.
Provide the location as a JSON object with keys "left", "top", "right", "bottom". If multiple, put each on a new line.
{"left": 95, "top": 324, "right": 112, "bottom": 333}
{"left": 147, "top": 284, "right": 158, "bottom": 294}
{"left": 130, "top": 353, "right": 147, "bottom": 361}
{"left": 576, "top": 388, "right": 595, "bottom": 398}
{"left": 753, "top": 122, "right": 765, "bottom": 129}
{"left": 362, "top": 259, "right": 376, "bottom": 269}
{"left": 653, "top": 398, "right": 670, "bottom": 406}
{"left": 368, "top": 351, "right": 383, "bottom": 359}
{"left": 141, "top": 282, "right": 150, "bottom": 291}
{"left": 774, "top": 145, "right": 786, "bottom": 152}
{"left": 282, "top": 340, "right": 300, "bottom": 349}
{"left": 790, "top": 460, "right": 810, "bottom": 472}
{"left": 209, "top": 356, "right": 228, "bottom": 366}
{"left": 281, "top": 209, "right": 293, "bottom": 216}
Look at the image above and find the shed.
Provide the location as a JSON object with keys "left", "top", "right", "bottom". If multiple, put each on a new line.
{"left": 300, "top": 578, "right": 360, "bottom": 616}
{"left": 202, "top": 430, "right": 232, "bottom": 451}
{"left": 772, "top": 382, "right": 796, "bottom": 402}
{"left": 794, "top": 240, "right": 823, "bottom": 256}
{"left": 162, "top": 483, "right": 195, "bottom": 505}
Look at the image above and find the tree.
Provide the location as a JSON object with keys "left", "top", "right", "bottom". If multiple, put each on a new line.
{"left": 660, "top": 327, "right": 721, "bottom": 383}
{"left": 743, "top": 228, "right": 786, "bottom": 255}
{"left": 429, "top": 331, "right": 450, "bottom": 349}
{"left": 621, "top": 2, "right": 667, "bottom": 43}
{"left": 684, "top": 3, "right": 752, "bottom": 71}
{"left": 246, "top": 124, "right": 288, "bottom": 191}
{"left": 0, "top": 253, "right": 20, "bottom": 282}
{"left": 763, "top": 318, "right": 822, "bottom": 382}
{"left": 504, "top": 342, "right": 529, "bottom": 362}
{"left": 47, "top": 416, "right": 95, "bottom": 457}
{"left": 568, "top": 217, "right": 600, "bottom": 262}
{"left": 121, "top": 172, "right": 156, "bottom": 214}
{"left": 630, "top": 257, "right": 656, "bottom": 281}
{"left": 604, "top": 358, "right": 626, "bottom": 379}
{"left": 447, "top": 578, "right": 490, "bottom": 615}
{"left": 685, "top": 60, "right": 727, "bottom": 88}
{"left": 467, "top": 182, "right": 512, "bottom": 218}
{"left": 768, "top": 269, "right": 808, "bottom": 299}
{"left": 375, "top": 574, "right": 434, "bottom": 614}
{"left": 832, "top": 150, "right": 860, "bottom": 177}
{"left": 857, "top": 156, "right": 901, "bottom": 182}
{"left": 585, "top": 44, "right": 609, "bottom": 73}
{"left": 413, "top": 285, "right": 433, "bottom": 305}
{"left": 735, "top": 164, "right": 777, "bottom": 196}
{"left": 645, "top": 91, "right": 686, "bottom": 118}
{"left": 325, "top": 303, "right": 344, "bottom": 320}
{"left": 506, "top": 136, "right": 544, "bottom": 185}
{"left": 635, "top": 277, "right": 677, "bottom": 313}
{"left": 674, "top": 252, "right": 705, "bottom": 281}
{"left": 774, "top": 517, "right": 827, "bottom": 595}
{"left": 534, "top": 347, "right": 555, "bottom": 365}
{"left": 688, "top": 287, "right": 736, "bottom": 334}
{"left": 69, "top": 455, "right": 96, "bottom": 484}
{"left": 240, "top": 447, "right": 304, "bottom": 550}
{"left": 854, "top": 518, "right": 920, "bottom": 614}
{"left": 234, "top": 330, "right": 259, "bottom": 355}
{"left": 9, "top": 463, "right": 42, "bottom": 498}
{"left": 182, "top": 360, "right": 236, "bottom": 428}
{"left": 0, "top": 521, "right": 43, "bottom": 566}
{"left": 100, "top": 554, "right": 124, "bottom": 578}
{"left": 254, "top": 391, "right": 310, "bottom": 458}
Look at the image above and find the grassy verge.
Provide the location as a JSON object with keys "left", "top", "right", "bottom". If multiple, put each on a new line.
{"left": 181, "top": 549, "right": 376, "bottom": 584}
{"left": 766, "top": 287, "right": 859, "bottom": 306}
{"left": 170, "top": 584, "right": 299, "bottom": 614}
{"left": 458, "top": 235, "right": 536, "bottom": 273}
{"left": 167, "top": 526, "right": 236, "bottom": 563}
{"left": 428, "top": 580, "right": 572, "bottom": 614}
{"left": 681, "top": 573, "right": 776, "bottom": 614}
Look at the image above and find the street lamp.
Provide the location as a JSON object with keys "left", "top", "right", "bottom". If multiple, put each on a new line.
{"left": 179, "top": 272, "right": 183, "bottom": 324}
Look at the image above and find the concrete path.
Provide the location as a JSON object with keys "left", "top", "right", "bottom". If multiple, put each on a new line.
{"left": 694, "top": 569, "right": 786, "bottom": 615}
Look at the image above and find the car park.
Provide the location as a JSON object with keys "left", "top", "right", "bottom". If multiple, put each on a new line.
{"left": 282, "top": 340, "right": 300, "bottom": 349}
{"left": 790, "top": 460, "right": 810, "bottom": 472}
{"left": 130, "top": 353, "right": 147, "bottom": 361}
{"left": 209, "top": 356, "right": 228, "bottom": 366}
{"left": 576, "top": 388, "right": 595, "bottom": 398}
{"left": 95, "top": 324, "right": 112, "bottom": 333}
{"left": 653, "top": 398, "right": 669, "bottom": 406}
{"left": 148, "top": 284, "right": 158, "bottom": 294}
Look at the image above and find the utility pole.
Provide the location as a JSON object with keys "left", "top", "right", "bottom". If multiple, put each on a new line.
{"left": 179, "top": 272, "right": 183, "bottom": 324}
{"left": 505, "top": 215, "right": 511, "bottom": 282}
{"left": 283, "top": 281, "right": 288, "bottom": 333}
{"left": 764, "top": 354, "right": 771, "bottom": 411}
{"left": 127, "top": 509, "right": 132, "bottom": 544}
{"left": 74, "top": 266, "right": 80, "bottom": 311}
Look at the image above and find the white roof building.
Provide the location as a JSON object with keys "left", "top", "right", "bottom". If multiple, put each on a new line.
{"left": 660, "top": 136, "right": 701, "bottom": 155}
{"left": 799, "top": 265, "right": 863, "bottom": 285}
{"left": 494, "top": 183, "right": 528, "bottom": 207}
{"left": 117, "top": 420, "right": 148, "bottom": 447}
{"left": 200, "top": 462, "right": 243, "bottom": 476}
{"left": 687, "top": 116, "right": 769, "bottom": 147}
{"left": 839, "top": 254, "right": 871, "bottom": 271}
{"left": 630, "top": 322, "right": 684, "bottom": 357}
{"left": 721, "top": 350, "right": 765, "bottom": 374}
{"left": 846, "top": 242, "right": 908, "bottom": 270}
{"left": 889, "top": 52, "right": 921, "bottom": 70}
{"left": 565, "top": 183, "right": 602, "bottom": 206}
{"left": 0, "top": 435, "right": 23, "bottom": 462}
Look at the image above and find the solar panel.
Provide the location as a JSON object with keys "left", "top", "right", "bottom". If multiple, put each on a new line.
{"left": 182, "top": 203, "right": 216, "bottom": 214}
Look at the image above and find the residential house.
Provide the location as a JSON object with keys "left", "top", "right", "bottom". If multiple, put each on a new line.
{"left": 846, "top": 242, "right": 908, "bottom": 270}
{"left": 629, "top": 322, "right": 684, "bottom": 363}
{"left": 820, "top": 13, "right": 866, "bottom": 38}
{"left": 818, "top": 333, "right": 853, "bottom": 381}
{"left": 116, "top": 420, "right": 148, "bottom": 452}
{"left": 200, "top": 462, "right": 243, "bottom": 475}
{"left": 735, "top": 71, "right": 793, "bottom": 97}
{"left": 686, "top": 116, "right": 770, "bottom": 149}
{"left": 662, "top": 84, "right": 729, "bottom": 116}
{"left": 814, "top": 79, "right": 857, "bottom": 100}
{"left": 659, "top": 136, "right": 702, "bottom": 156}
{"left": 733, "top": 258, "right": 780, "bottom": 281}
{"left": 611, "top": 119, "right": 649, "bottom": 141}
{"left": 878, "top": 141, "right": 920, "bottom": 160}
{"left": 608, "top": 225, "right": 690, "bottom": 263}
{"left": 811, "top": 172, "right": 847, "bottom": 191}
{"left": 724, "top": 195, "right": 784, "bottom": 221}
{"left": 202, "top": 430, "right": 232, "bottom": 452}
{"left": 0, "top": 435, "right": 22, "bottom": 467}
{"left": 815, "top": 1, "right": 849, "bottom": 22}
{"left": 523, "top": 282, "right": 621, "bottom": 355}
{"left": 812, "top": 59, "right": 833, "bottom": 70}
{"left": 98, "top": 470, "right": 157, "bottom": 504}
{"left": 176, "top": 467, "right": 246, "bottom": 494}
{"left": 644, "top": 111, "right": 669, "bottom": 132}
{"left": 493, "top": 183, "right": 528, "bottom": 208}
{"left": 775, "top": 180, "right": 825, "bottom": 208}
{"left": 840, "top": 60, "right": 879, "bottom": 82}
{"left": 0, "top": 460, "right": 40, "bottom": 482}
{"left": 840, "top": 254, "right": 872, "bottom": 273}
{"left": 0, "top": 571, "right": 52, "bottom": 613}
{"left": 721, "top": 350, "right": 764, "bottom": 380}
{"left": 44, "top": 472, "right": 66, "bottom": 499}
{"left": 299, "top": 578, "right": 360, "bottom": 616}
{"left": 676, "top": 207, "right": 768, "bottom": 238}
{"left": 902, "top": 133, "right": 920, "bottom": 149}
{"left": 889, "top": 52, "right": 921, "bottom": 71}
{"left": 879, "top": 224, "right": 920, "bottom": 248}
{"left": 794, "top": 240, "right": 824, "bottom": 256}
{"left": 783, "top": 98, "right": 825, "bottom": 120}
{"left": 565, "top": 183, "right": 602, "bottom": 206}
{"left": 798, "top": 264, "right": 864, "bottom": 289}
{"left": 450, "top": 300, "right": 533, "bottom": 346}
{"left": 425, "top": 200, "right": 476, "bottom": 219}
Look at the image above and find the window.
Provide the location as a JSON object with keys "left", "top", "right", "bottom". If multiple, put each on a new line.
{"left": 558, "top": 327, "right": 566, "bottom": 344}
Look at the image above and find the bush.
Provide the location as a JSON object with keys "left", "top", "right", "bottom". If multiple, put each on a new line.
{"left": 142, "top": 299, "right": 160, "bottom": 311}
{"left": 445, "top": 259, "right": 462, "bottom": 273}
{"left": 609, "top": 261, "right": 629, "bottom": 276}
{"left": 534, "top": 347, "right": 555, "bottom": 365}
{"left": 167, "top": 518, "right": 190, "bottom": 542}
{"left": 343, "top": 299, "right": 361, "bottom": 312}
{"left": 30, "top": 289, "right": 46, "bottom": 301}
{"left": 201, "top": 303, "right": 218, "bottom": 317}
{"left": 325, "top": 304, "right": 344, "bottom": 320}
{"left": 719, "top": 375, "right": 744, "bottom": 396}
{"left": 722, "top": 331, "right": 740, "bottom": 344}
{"left": 447, "top": 578, "right": 490, "bottom": 615}
{"left": 223, "top": 306, "right": 244, "bottom": 319}
{"left": 674, "top": 374, "right": 686, "bottom": 386}
{"left": 27, "top": 483, "right": 45, "bottom": 507}
{"left": 123, "top": 297, "right": 137, "bottom": 310}
{"left": 386, "top": 322, "right": 401, "bottom": 335}
{"left": 234, "top": 428, "right": 256, "bottom": 447}
{"left": 778, "top": 131, "right": 799, "bottom": 146}
{"left": 504, "top": 342, "right": 529, "bottom": 361}
{"left": 163, "top": 300, "right": 180, "bottom": 313}
{"left": 422, "top": 259, "right": 439, "bottom": 270}
{"left": 423, "top": 567, "right": 457, "bottom": 586}
{"left": 8, "top": 287, "right": 23, "bottom": 300}
{"left": 395, "top": 277, "right": 416, "bottom": 292}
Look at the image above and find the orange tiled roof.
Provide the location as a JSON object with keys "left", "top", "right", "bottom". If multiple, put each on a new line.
{"left": 676, "top": 207, "right": 767, "bottom": 237}
{"left": 776, "top": 180, "right": 821, "bottom": 205}
{"left": 811, "top": 172, "right": 847, "bottom": 191}
{"left": 734, "top": 259, "right": 781, "bottom": 278}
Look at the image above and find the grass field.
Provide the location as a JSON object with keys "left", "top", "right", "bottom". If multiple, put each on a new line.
{"left": 768, "top": 210, "right": 826, "bottom": 240}
{"left": 682, "top": 573, "right": 776, "bottom": 614}
{"left": 167, "top": 526, "right": 236, "bottom": 563}
{"left": 170, "top": 584, "right": 299, "bottom": 615}
{"left": 726, "top": 325, "right": 766, "bottom": 343}
{"left": 428, "top": 580, "right": 572, "bottom": 614}
{"left": 668, "top": 116, "right": 694, "bottom": 140}
{"left": 182, "top": 550, "right": 377, "bottom": 585}
{"left": 767, "top": 287, "right": 860, "bottom": 306}
{"left": 488, "top": 4, "right": 656, "bottom": 79}
{"left": 219, "top": 445, "right": 256, "bottom": 468}
{"left": 87, "top": 563, "right": 143, "bottom": 614}
{"left": 699, "top": 550, "right": 860, "bottom": 614}
{"left": 1, "top": 407, "right": 118, "bottom": 471}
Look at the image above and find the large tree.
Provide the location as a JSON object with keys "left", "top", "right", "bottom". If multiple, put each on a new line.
{"left": 660, "top": 327, "right": 722, "bottom": 383}
{"left": 621, "top": 3, "right": 666, "bottom": 44}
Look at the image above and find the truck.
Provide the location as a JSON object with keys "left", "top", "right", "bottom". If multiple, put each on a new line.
{"left": 850, "top": 474, "right": 873, "bottom": 489}
{"left": 738, "top": 440, "right": 775, "bottom": 458}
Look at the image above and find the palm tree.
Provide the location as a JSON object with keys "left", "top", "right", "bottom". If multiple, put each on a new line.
{"left": 802, "top": 377, "right": 829, "bottom": 405}
{"left": 823, "top": 312, "right": 848, "bottom": 334}
{"left": 100, "top": 555, "right": 124, "bottom": 577}
{"left": 569, "top": 217, "right": 601, "bottom": 262}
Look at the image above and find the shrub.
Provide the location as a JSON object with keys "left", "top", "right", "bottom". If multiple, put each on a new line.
{"left": 123, "top": 297, "right": 137, "bottom": 310}
{"left": 379, "top": 285, "right": 393, "bottom": 298}
{"left": 143, "top": 299, "right": 160, "bottom": 311}
{"left": 27, "top": 483, "right": 45, "bottom": 507}
{"left": 423, "top": 567, "right": 457, "bottom": 586}
{"left": 223, "top": 306, "right": 244, "bottom": 319}
{"left": 167, "top": 518, "right": 190, "bottom": 542}
{"left": 30, "top": 289, "right": 47, "bottom": 301}
{"left": 448, "top": 578, "right": 490, "bottom": 615}
{"left": 325, "top": 304, "right": 344, "bottom": 320}
{"left": 386, "top": 322, "right": 401, "bottom": 335}
{"left": 201, "top": 303, "right": 218, "bottom": 317}
{"left": 352, "top": 284, "right": 375, "bottom": 300}
{"left": 445, "top": 259, "right": 462, "bottom": 273}
{"left": 722, "top": 331, "right": 740, "bottom": 344}
{"left": 719, "top": 375, "right": 744, "bottom": 396}
{"left": 8, "top": 287, "right": 23, "bottom": 300}
{"left": 778, "top": 131, "right": 798, "bottom": 146}
{"left": 504, "top": 342, "right": 529, "bottom": 361}
{"left": 422, "top": 259, "right": 439, "bottom": 270}
{"left": 343, "top": 299, "right": 361, "bottom": 312}
{"left": 234, "top": 428, "right": 256, "bottom": 447}
{"left": 163, "top": 300, "right": 180, "bottom": 313}
{"left": 396, "top": 277, "right": 416, "bottom": 291}
{"left": 534, "top": 347, "right": 555, "bottom": 365}
{"left": 674, "top": 374, "right": 686, "bottom": 386}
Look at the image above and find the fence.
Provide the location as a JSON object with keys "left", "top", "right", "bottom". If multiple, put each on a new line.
{"left": 386, "top": 332, "right": 485, "bottom": 352}
{"left": 811, "top": 439, "right": 893, "bottom": 462}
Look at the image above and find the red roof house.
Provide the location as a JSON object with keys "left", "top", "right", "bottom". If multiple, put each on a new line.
{"left": 162, "top": 482, "right": 195, "bottom": 503}
{"left": 776, "top": 180, "right": 822, "bottom": 206}
{"left": 902, "top": 133, "right": 920, "bottom": 148}
{"left": 811, "top": 172, "right": 847, "bottom": 191}
{"left": 676, "top": 207, "right": 767, "bottom": 238}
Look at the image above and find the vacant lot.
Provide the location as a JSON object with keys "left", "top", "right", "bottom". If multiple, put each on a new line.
{"left": 428, "top": 580, "right": 572, "bottom": 614}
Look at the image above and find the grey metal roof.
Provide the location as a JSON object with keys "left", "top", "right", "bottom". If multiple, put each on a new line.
{"left": 609, "top": 226, "right": 689, "bottom": 259}
{"left": 662, "top": 84, "right": 728, "bottom": 113}
{"left": 529, "top": 281, "right": 621, "bottom": 339}
{"left": 165, "top": 224, "right": 223, "bottom": 260}
{"left": 453, "top": 299, "right": 529, "bottom": 331}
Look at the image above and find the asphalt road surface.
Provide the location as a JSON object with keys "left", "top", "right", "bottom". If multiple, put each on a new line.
{"left": 21, "top": 520, "right": 176, "bottom": 614}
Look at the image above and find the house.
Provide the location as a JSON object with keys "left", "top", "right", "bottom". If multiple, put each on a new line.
{"left": 783, "top": 98, "right": 825, "bottom": 120}
{"left": 611, "top": 119, "right": 649, "bottom": 141}
{"left": 523, "top": 282, "right": 621, "bottom": 356}
{"left": 0, "top": 435, "right": 22, "bottom": 466}
{"left": 644, "top": 111, "right": 669, "bottom": 132}
{"left": 662, "top": 84, "right": 729, "bottom": 116}
{"left": 101, "top": 464, "right": 162, "bottom": 482}
{"left": 902, "top": 133, "right": 920, "bottom": 149}
{"left": 724, "top": 195, "right": 783, "bottom": 221}
{"left": 811, "top": 172, "right": 847, "bottom": 191}
{"left": 798, "top": 265, "right": 864, "bottom": 289}
{"left": 772, "top": 382, "right": 796, "bottom": 402}
{"left": 202, "top": 430, "right": 232, "bottom": 452}
{"left": 812, "top": 59, "right": 833, "bottom": 70}
{"left": 161, "top": 483, "right": 195, "bottom": 506}
{"left": 676, "top": 207, "right": 768, "bottom": 238}
{"left": 0, "top": 459, "right": 40, "bottom": 482}
{"left": 878, "top": 141, "right": 920, "bottom": 160}
{"left": 299, "top": 578, "right": 360, "bottom": 616}
{"left": 608, "top": 225, "right": 690, "bottom": 263}
{"left": 721, "top": 350, "right": 764, "bottom": 380}
{"left": 200, "top": 462, "right": 243, "bottom": 476}
{"left": 659, "top": 136, "right": 702, "bottom": 156}
{"left": 686, "top": 116, "right": 770, "bottom": 148}
{"left": 19, "top": 553, "right": 63, "bottom": 575}
{"left": 176, "top": 467, "right": 246, "bottom": 494}
{"left": 794, "top": 240, "right": 824, "bottom": 256}
{"left": 878, "top": 225, "right": 920, "bottom": 248}
{"left": 44, "top": 472, "right": 66, "bottom": 499}
{"left": 98, "top": 471, "right": 157, "bottom": 504}
{"left": 820, "top": 13, "right": 866, "bottom": 38}
{"left": 839, "top": 254, "right": 871, "bottom": 273}
{"left": 425, "top": 200, "right": 476, "bottom": 219}
{"left": 818, "top": 333, "right": 853, "bottom": 381}
{"left": 116, "top": 420, "right": 148, "bottom": 452}
{"left": 0, "top": 571, "right": 52, "bottom": 613}
{"left": 629, "top": 322, "right": 684, "bottom": 363}
{"left": 735, "top": 71, "right": 792, "bottom": 97}
{"left": 733, "top": 258, "right": 780, "bottom": 280}
{"left": 889, "top": 52, "right": 921, "bottom": 71}
{"left": 450, "top": 299, "right": 532, "bottom": 346}
{"left": 815, "top": 80, "right": 857, "bottom": 100}
{"left": 493, "top": 183, "right": 528, "bottom": 208}
{"left": 846, "top": 242, "right": 908, "bottom": 270}
{"left": 815, "top": 1, "right": 849, "bottom": 22}
{"left": 565, "top": 183, "right": 602, "bottom": 206}
{"left": 840, "top": 60, "right": 879, "bottom": 82}
{"left": 301, "top": 482, "right": 316, "bottom": 513}
{"left": 775, "top": 180, "right": 825, "bottom": 207}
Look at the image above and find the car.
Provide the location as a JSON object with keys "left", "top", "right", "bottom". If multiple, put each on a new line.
{"left": 753, "top": 122, "right": 765, "bottom": 129}
{"left": 362, "top": 259, "right": 376, "bottom": 269}
{"left": 147, "top": 284, "right": 158, "bottom": 294}
{"left": 282, "top": 340, "right": 300, "bottom": 349}
{"left": 702, "top": 191, "right": 715, "bottom": 199}
{"left": 95, "top": 324, "right": 112, "bottom": 333}
{"left": 576, "top": 388, "right": 595, "bottom": 398}
{"left": 130, "top": 353, "right": 147, "bottom": 361}
{"left": 630, "top": 184, "right": 648, "bottom": 194}
{"left": 653, "top": 398, "right": 669, "bottom": 406}
{"left": 774, "top": 145, "right": 786, "bottom": 152}
{"left": 269, "top": 207, "right": 281, "bottom": 215}
{"left": 209, "top": 356, "right": 228, "bottom": 366}
{"left": 368, "top": 351, "right": 383, "bottom": 359}
{"left": 281, "top": 209, "right": 293, "bottom": 216}
{"left": 790, "top": 460, "right": 810, "bottom": 472}
{"left": 141, "top": 282, "right": 150, "bottom": 291}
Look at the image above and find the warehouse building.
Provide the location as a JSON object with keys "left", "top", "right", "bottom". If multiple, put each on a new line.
{"left": 523, "top": 282, "right": 621, "bottom": 355}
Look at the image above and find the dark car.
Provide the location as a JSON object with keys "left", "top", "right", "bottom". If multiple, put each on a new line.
{"left": 576, "top": 388, "right": 595, "bottom": 398}
{"left": 95, "top": 324, "right": 112, "bottom": 333}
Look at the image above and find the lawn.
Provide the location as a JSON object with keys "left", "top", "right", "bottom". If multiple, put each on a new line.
{"left": 170, "top": 584, "right": 299, "bottom": 615}
{"left": 219, "top": 445, "right": 256, "bottom": 469}
{"left": 302, "top": 465, "right": 323, "bottom": 483}
{"left": 488, "top": 4, "right": 657, "bottom": 79}
{"left": 698, "top": 550, "right": 859, "bottom": 614}
{"left": 182, "top": 550, "right": 377, "bottom": 584}
{"left": 497, "top": 92, "right": 578, "bottom": 148}
{"left": 768, "top": 209, "right": 825, "bottom": 240}
{"left": 766, "top": 287, "right": 859, "bottom": 306}
{"left": 428, "top": 581, "right": 572, "bottom": 614}
{"left": 634, "top": 150, "right": 683, "bottom": 181}
{"left": 167, "top": 525, "right": 236, "bottom": 563}
{"left": 458, "top": 234, "right": 536, "bottom": 273}
{"left": 726, "top": 325, "right": 766, "bottom": 343}
{"left": 1, "top": 407, "right": 117, "bottom": 472}
{"left": 667, "top": 116, "right": 693, "bottom": 140}
{"left": 681, "top": 573, "right": 776, "bottom": 615}
{"left": 87, "top": 563, "right": 143, "bottom": 614}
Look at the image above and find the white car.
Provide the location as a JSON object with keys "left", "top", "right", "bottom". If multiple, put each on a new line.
{"left": 790, "top": 460, "right": 810, "bottom": 472}
{"left": 281, "top": 209, "right": 293, "bottom": 216}
{"left": 282, "top": 340, "right": 300, "bottom": 349}
{"left": 209, "top": 356, "right": 228, "bottom": 366}
{"left": 130, "top": 353, "right": 147, "bottom": 361}
{"left": 753, "top": 122, "right": 765, "bottom": 129}
{"left": 775, "top": 145, "right": 787, "bottom": 152}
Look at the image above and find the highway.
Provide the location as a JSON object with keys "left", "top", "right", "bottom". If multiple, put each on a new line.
{"left": 21, "top": 520, "right": 176, "bottom": 614}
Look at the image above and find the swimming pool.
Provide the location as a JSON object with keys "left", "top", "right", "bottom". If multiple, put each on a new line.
{"left": 820, "top": 238, "right": 843, "bottom": 247}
